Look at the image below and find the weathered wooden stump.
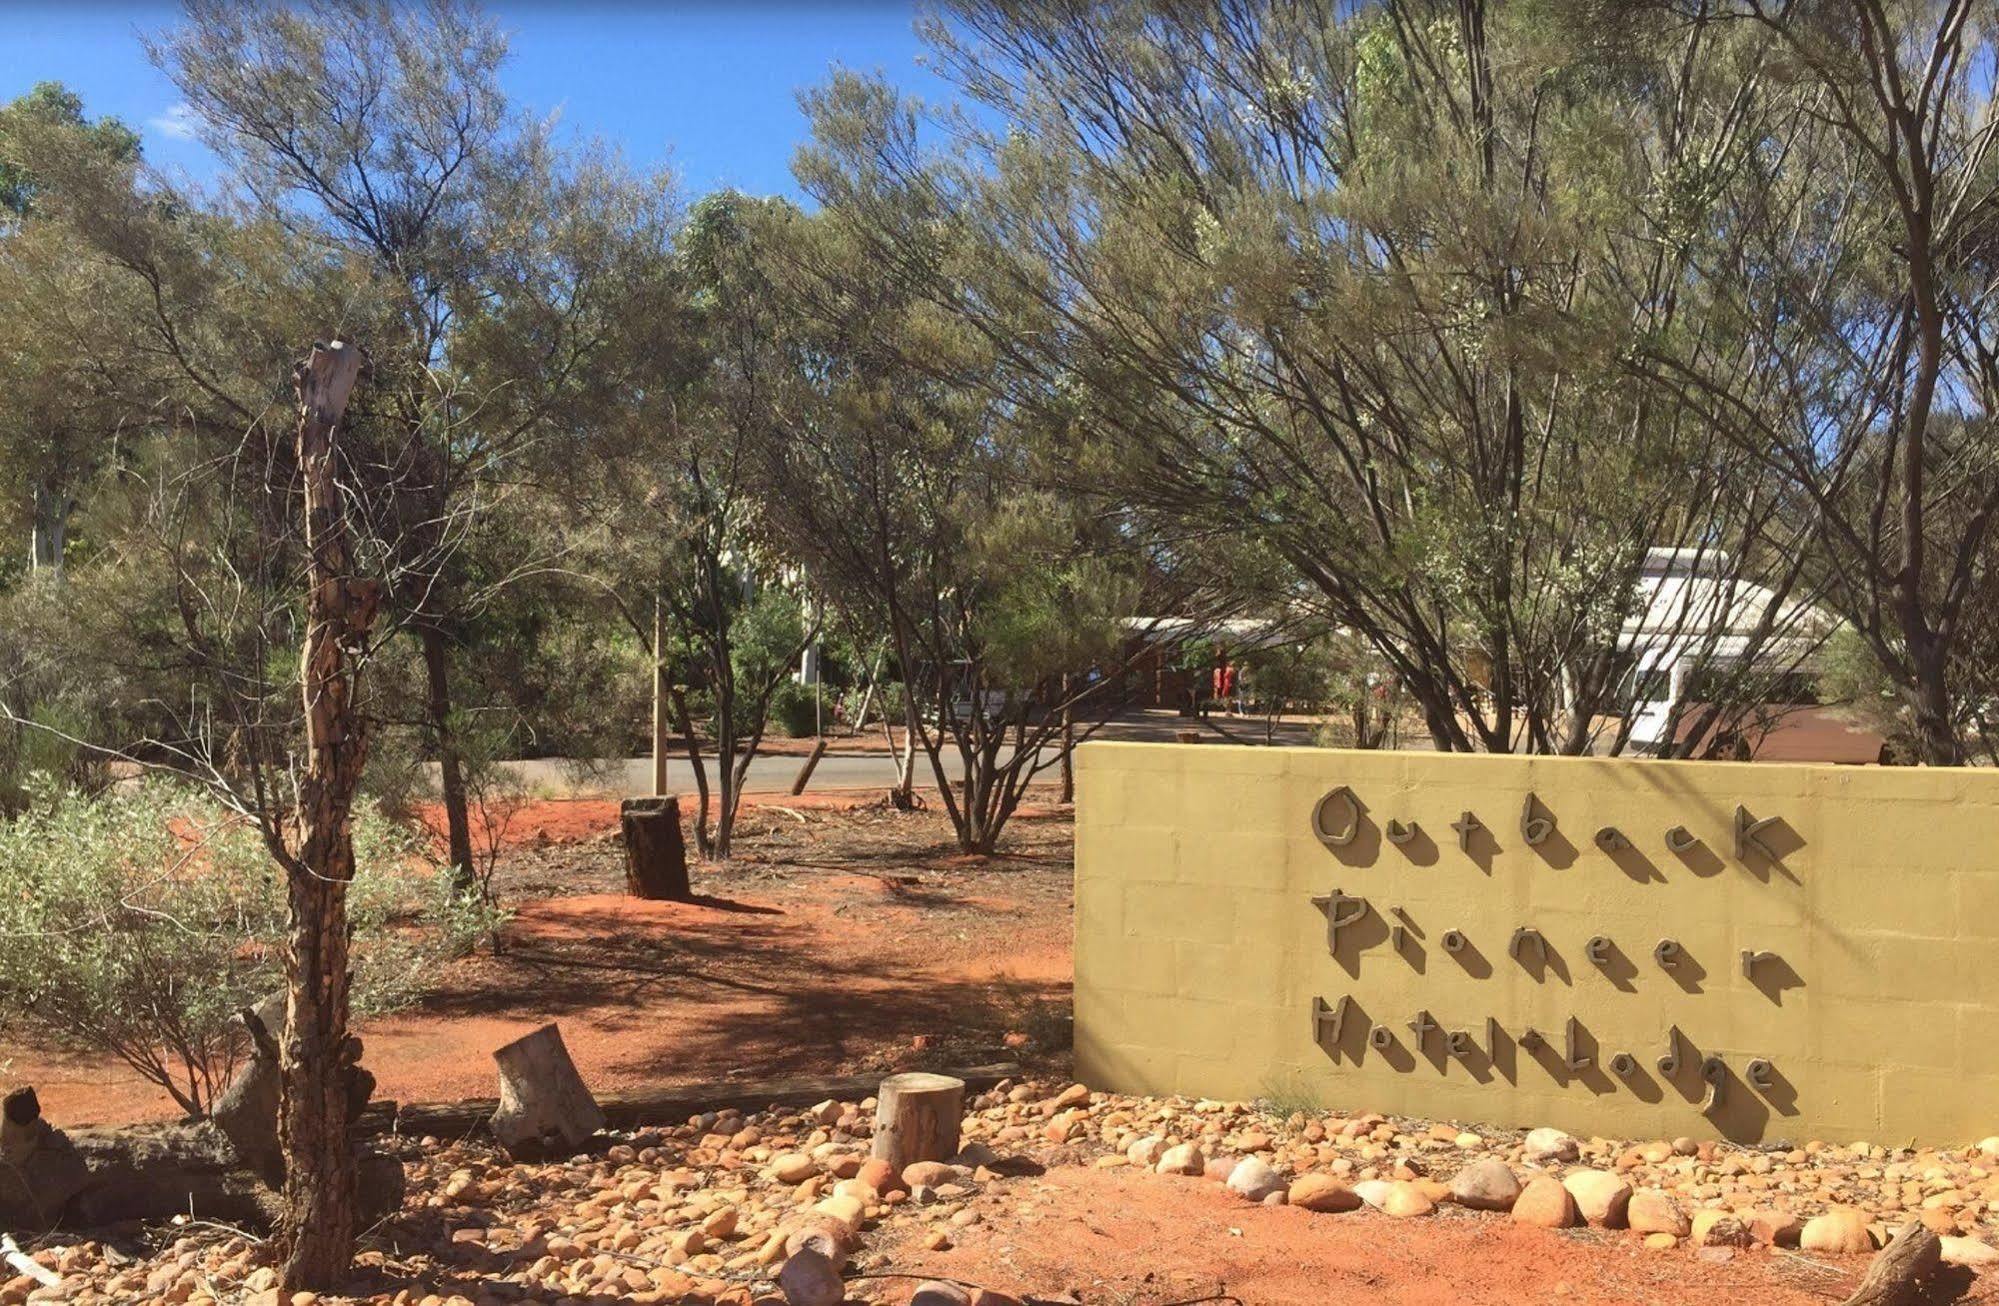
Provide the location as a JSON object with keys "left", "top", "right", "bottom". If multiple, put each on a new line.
{"left": 490, "top": 1023, "right": 606, "bottom": 1158}
{"left": 0, "top": 1083, "right": 401, "bottom": 1230}
{"left": 869, "top": 1072, "right": 964, "bottom": 1173}
{"left": 1842, "top": 1221, "right": 1943, "bottom": 1306}
{"left": 621, "top": 795, "right": 689, "bottom": 900}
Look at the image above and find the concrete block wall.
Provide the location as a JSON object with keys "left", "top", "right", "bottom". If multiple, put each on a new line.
{"left": 1073, "top": 743, "right": 1999, "bottom": 1145}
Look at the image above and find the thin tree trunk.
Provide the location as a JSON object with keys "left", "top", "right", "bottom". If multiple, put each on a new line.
{"left": 1059, "top": 674, "right": 1075, "bottom": 804}
{"left": 419, "top": 624, "right": 476, "bottom": 888}
{"left": 893, "top": 691, "right": 918, "bottom": 808}
{"left": 28, "top": 479, "right": 69, "bottom": 576}
{"left": 668, "top": 686, "right": 712, "bottom": 858}
{"left": 276, "top": 339, "right": 376, "bottom": 1292}
{"left": 651, "top": 594, "right": 670, "bottom": 796}
{"left": 1906, "top": 639, "right": 1961, "bottom": 765}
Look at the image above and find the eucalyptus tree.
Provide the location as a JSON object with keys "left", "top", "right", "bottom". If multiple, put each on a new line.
{"left": 151, "top": 0, "right": 667, "bottom": 882}
{"left": 799, "top": 1, "right": 1824, "bottom": 756}
{"left": 1624, "top": 0, "right": 1999, "bottom": 764}
{"left": 0, "top": 83, "right": 142, "bottom": 577}
{"left": 743, "top": 195, "right": 1195, "bottom": 852}
{"left": 560, "top": 190, "right": 819, "bottom": 860}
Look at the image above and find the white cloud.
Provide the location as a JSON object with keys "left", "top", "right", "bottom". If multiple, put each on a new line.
{"left": 147, "top": 104, "right": 198, "bottom": 142}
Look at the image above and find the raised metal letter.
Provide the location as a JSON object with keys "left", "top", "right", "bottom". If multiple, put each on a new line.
{"left": 1586, "top": 935, "right": 1613, "bottom": 967}
{"left": 1521, "top": 794, "right": 1553, "bottom": 846}
{"left": 1657, "top": 1025, "right": 1684, "bottom": 1077}
{"left": 1509, "top": 927, "right": 1546, "bottom": 963}
{"left": 1313, "top": 786, "right": 1362, "bottom": 848}
{"left": 1313, "top": 995, "right": 1351, "bottom": 1045}
{"left": 1407, "top": 1009, "right": 1438, "bottom": 1046}
{"left": 1310, "top": 889, "right": 1368, "bottom": 954}
{"left": 1699, "top": 1055, "right": 1727, "bottom": 1111}
{"left": 1451, "top": 810, "right": 1482, "bottom": 853}
{"left": 1447, "top": 1029, "right": 1475, "bottom": 1057}
{"left": 1653, "top": 938, "right": 1682, "bottom": 969}
{"left": 1741, "top": 949, "right": 1778, "bottom": 980}
{"left": 1386, "top": 819, "right": 1417, "bottom": 846}
{"left": 1735, "top": 804, "right": 1781, "bottom": 860}
{"left": 1609, "top": 1051, "right": 1638, "bottom": 1077}
{"left": 1594, "top": 826, "right": 1629, "bottom": 852}
{"left": 1442, "top": 929, "right": 1467, "bottom": 954}
{"left": 1369, "top": 1025, "right": 1393, "bottom": 1051}
{"left": 1519, "top": 1026, "right": 1547, "bottom": 1052}
{"left": 1564, "top": 1016, "right": 1592, "bottom": 1071}
{"left": 1665, "top": 825, "right": 1698, "bottom": 853}
{"left": 1746, "top": 1058, "right": 1775, "bottom": 1092}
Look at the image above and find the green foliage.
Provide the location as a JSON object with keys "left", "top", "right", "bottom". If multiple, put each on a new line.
{"left": 767, "top": 679, "right": 821, "bottom": 739}
{"left": 0, "top": 783, "right": 504, "bottom": 1116}
{"left": 0, "top": 81, "right": 139, "bottom": 218}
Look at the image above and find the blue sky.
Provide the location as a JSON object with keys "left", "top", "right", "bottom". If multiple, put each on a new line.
{"left": 0, "top": 2, "right": 950, "bottom": 199}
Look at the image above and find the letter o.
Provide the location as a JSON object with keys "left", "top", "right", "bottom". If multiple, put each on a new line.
{"left": 1313, "top": 786, "right": 1361, "bottom": 848}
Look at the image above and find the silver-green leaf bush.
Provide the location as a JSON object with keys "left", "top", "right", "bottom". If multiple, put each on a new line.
{"left": 0, "top": 781, "right": 506, "bottom": 1116}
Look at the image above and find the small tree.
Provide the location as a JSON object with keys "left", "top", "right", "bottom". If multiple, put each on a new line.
{"left": 1629, "top": 2, "right": 1999, "bottom": 765}
{"left": 563, "top": 191, "right": 817, "bottom": 860}
{"left": 741, "top": 199, "right": 1190, "bottom": 852}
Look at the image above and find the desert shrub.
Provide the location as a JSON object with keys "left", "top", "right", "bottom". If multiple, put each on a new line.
{"left": 0, "top": 781, "right": 506, "bottom": 1117}
{"left": 767, "top": 678, "right": 821, "bottom": 739}
{"left": 839, "top": 679, "right": 906, "bottom": 730}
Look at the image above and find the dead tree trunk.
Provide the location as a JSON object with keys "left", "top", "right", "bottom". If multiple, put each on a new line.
{"left": 207, "top": 994, "right": 287, "bottom": 1186}
{"left": 1842, "top": 1222, "right": 1944, "bottom": 1306}
{"left": 275, "top": 339, "right": 378, "bottom": 1293}
{"left": 790, "top": 737, "right": 829, "bottom": 795}
{"left": 621, "top": 795, "right": 690, "bottom": 900}
{"left": 0, "top": 1084, "right": 401, "bottom": 1233}
{"left": 869, "top": 1072, "right": 964, "bottom": 1175}
{"left": 490, "top": 1024, "right": 606, "bottom": 1158}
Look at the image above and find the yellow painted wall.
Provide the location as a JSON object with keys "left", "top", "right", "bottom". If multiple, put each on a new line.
{"left": 1073, "top": 743, "right": 1999, "bottom": 1146}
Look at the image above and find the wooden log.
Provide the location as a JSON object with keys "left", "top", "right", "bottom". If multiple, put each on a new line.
{"left": 1842, "top": 1221, "right": 1943, "bottom": 1306}
{"left": 869, "top": 1072, "right": 965, "bottom": 1174}
{"left": 789, "top": 738, "right": 829, "bottom": 795}
{"left": 377, "top": 1060, "right": 1020, "bottom": 1139}
{"left": 208, "top": 994, "right": 286, "bottom": 1185}
{"left": 0, "top": 1086, "right": 401, "bottom": 1231}
{"left": 490, "top": 1023, "right": 606, "bottom": 1159}
{"left": 1, "top": 1233, "right": 57, "bottom": 1288}
{"left": 621, "top": 796, "right": 690, "bottom": 900}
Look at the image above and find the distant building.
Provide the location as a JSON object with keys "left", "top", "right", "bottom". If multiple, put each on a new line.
{"left": 1619, "top": 548, "right": 1839, "bottom": 754}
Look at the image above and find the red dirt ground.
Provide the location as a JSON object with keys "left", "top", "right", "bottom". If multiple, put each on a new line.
{"left": 10, "top": 798, "right": 1996, "bottom": 1304}
{"left": 872, "top": 1162, "right": 1982, "bottom": 1305}
{"left": 6, "top": 799, "right": 1075, "bottom": 1126}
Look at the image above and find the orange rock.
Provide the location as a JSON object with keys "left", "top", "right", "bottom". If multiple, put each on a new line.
{"left": 1288, "top": 1174, "right": 1362, "bottom": 1213}
{"left": 1513, "top": 1176, "right": 1581, "bottom": 1229}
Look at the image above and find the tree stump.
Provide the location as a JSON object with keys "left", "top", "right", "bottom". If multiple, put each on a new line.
{"left": 1842, "top": 1221, "right": 1943, "bottom": 1306}
{"left": 621, "top": 796, "right": 689, "bottom": 900}
{"left": 208, "top": 993, "right": 287, "bottom": 1185}
{"left": 869, "top": 1072, "right": 964, "bottom": 1173}
{"left": 489, "top": 1024, "right": 606, "bottom": 1159}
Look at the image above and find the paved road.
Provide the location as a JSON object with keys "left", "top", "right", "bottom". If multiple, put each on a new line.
{"left": 468, "top": 709, "right": 1321, "bottom": 799}
{"left": 493, "top": 749, "right": 1062, "bottom": 798}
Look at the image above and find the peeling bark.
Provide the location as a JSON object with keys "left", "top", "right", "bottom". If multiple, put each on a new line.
{"left": 274, "top": 339, "right": 378, "bottom": 1292}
